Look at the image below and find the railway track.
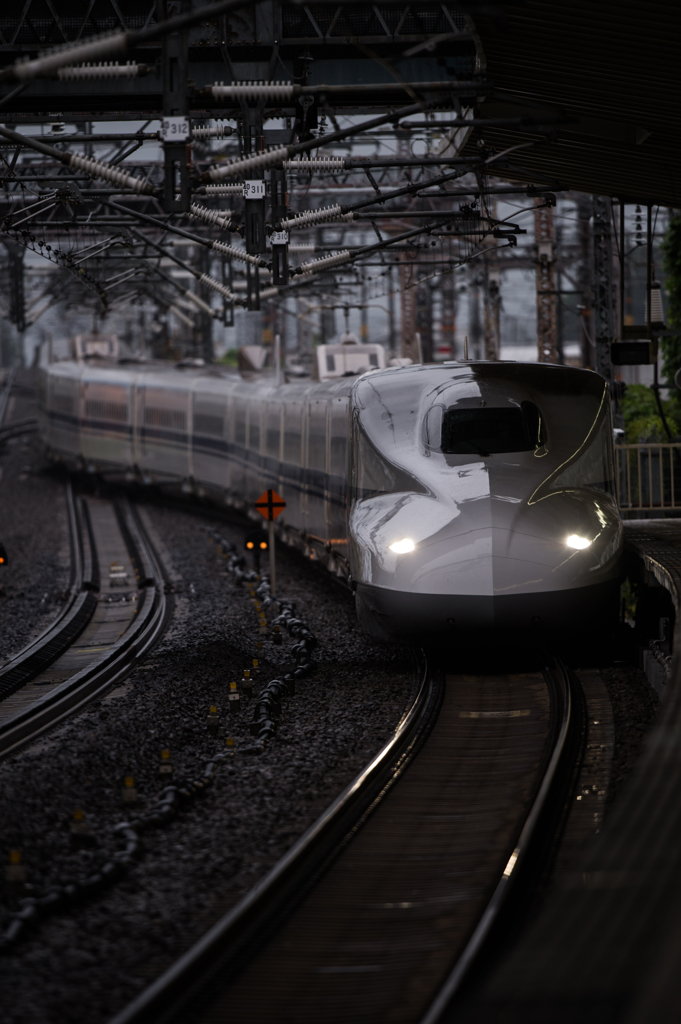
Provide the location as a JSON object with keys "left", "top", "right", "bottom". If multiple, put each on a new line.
{"left": 0, "top": 417, "right": 38, "bottom": 443}
{"left": 0, "top": 483, "right": 169, "bottom": 760}
{"left": 110, "top": 653, "right": 584, "bottom": 1024}
{"left": 0, "top": 366, "right": 16, "bottom": 427}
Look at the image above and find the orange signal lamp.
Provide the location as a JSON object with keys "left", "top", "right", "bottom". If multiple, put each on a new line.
{"left": 259, "top": 541, "right": 268, "bottom": 550}
{"left": 246, "top": 541, "right": 254, "bottom": 549}
{"left": 0, "top": 543, "right": 7, "bottom": 566}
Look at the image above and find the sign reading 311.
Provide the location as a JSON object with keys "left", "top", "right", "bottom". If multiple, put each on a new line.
{"left": 243, "top": 180, "right": 266, "bottom": 199}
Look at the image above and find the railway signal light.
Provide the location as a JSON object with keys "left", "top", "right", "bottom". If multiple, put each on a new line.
{"left": 245, "top": 532, "right": 269, "bottom": 552}
{"left": 245, "top": 529, "right": 268, "bottom": 571}
{"left": 0, "top": 543, "right": 7, "bottom": 566}
{"left": 254, "top": 490, "right": 286, "bottom": 597}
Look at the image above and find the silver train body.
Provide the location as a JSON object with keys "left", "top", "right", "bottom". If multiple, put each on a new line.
{"left": 39, "top": 359, "right": 623, "bottom": 639}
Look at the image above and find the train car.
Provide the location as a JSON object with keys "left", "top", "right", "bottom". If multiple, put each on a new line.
{"left": 349, "top": 361, "right": 622, "bottom": 638}
{"left": 40, "top": 358, "right": 623, "bottom": 640}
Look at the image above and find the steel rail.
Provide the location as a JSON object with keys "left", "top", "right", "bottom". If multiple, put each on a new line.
{"left": 0, "top": 482, "right": 98, "bottom": 704}
{"left": 0, "top": 494, "right": 169, "bottom": 760}
{"left": 0, "top": 367, "right": 16, "bottom": 427}
{"left": 109, "top": 653, "right": 441, "bottom": 1024}
{"left": 420, "top": 657, "right": 583, "bottom": 1023}
{"left": 0, "top": 417, "right": 38, "bottom": 442}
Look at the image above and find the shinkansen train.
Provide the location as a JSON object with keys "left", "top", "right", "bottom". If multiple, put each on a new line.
{"left": 39, "top": 357, "right": 623, "bottom": 639}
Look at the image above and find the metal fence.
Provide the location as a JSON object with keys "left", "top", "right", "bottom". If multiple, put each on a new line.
{"left": 615, "top": 444, "right": 681, "bottom": 512}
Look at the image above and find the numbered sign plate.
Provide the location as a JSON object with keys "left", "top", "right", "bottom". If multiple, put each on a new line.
{"left": 243, "top": 180, "right": 266, "bottom": 199}
{"left": 160, "top": 116, "right": 190, "bottom": 141}
{"left": 270, "top": 230, "right": 289, "bottom": 246}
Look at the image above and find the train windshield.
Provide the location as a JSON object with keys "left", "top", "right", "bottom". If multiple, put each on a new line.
{"left": 440, "top": 403, "right": 545, "bottom": 456}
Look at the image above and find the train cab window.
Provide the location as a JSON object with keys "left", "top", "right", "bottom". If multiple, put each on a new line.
{"left": 440, "top": 402, "right": 545, "bottom": 456}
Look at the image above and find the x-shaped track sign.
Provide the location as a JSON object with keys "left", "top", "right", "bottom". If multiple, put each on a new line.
{"left": 255, "top": 489, "right": 286, "bottom": 521}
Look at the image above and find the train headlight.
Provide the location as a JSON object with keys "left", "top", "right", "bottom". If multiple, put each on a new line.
{"left": 566, "top": 534, "right": 591, "bottom": 550}
{"left": 389, "top": 538, "right": 416, "bottom": 554}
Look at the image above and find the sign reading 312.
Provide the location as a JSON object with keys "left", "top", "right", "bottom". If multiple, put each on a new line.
{"left": 160, "top": 116, "right": 190, "bottom": 141}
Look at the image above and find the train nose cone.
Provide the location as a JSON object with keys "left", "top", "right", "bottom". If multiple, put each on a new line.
{"left": 351, "top": 488, "right": 622, "bottom": 637}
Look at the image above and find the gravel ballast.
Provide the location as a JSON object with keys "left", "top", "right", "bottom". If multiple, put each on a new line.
{"left": 0, "top": 371, "right": 69, "bottom": 664}
{"left": 0, "top": 496, "right": 416, "bottom": 1024}
{"left": 0, "top": 374, "right": 666, "bottom": 1024}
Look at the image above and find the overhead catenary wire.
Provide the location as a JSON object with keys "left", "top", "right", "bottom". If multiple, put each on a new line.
{"left": 281, "top": 166, "right": 467, "bottom": 230}
{"left": 127, "top": 227, "right": 241, "bottom": 305}
{"left": 0, "top": 0, "right": 261, "bottom": 82}
{"left": 0, "top": 125, "right": 154, "bottom": 194}
{"left": 202, "top": 99, "right": 453, "bottom": 183}
{"left": 105, "top": 199, "right": 268, "bottom": 270}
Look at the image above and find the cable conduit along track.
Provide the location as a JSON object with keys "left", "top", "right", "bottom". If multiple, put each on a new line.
{"left": 110, "top": 655, "right": 584, "bottom": 1024}
{"left": 0, "top": 489, "right": 169, "bottom": 760}
{"left": 109, "top": 653, "right": 441, "bottom": 1024}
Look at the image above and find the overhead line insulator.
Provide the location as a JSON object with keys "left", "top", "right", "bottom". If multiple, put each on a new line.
{"left": 211, "top": 239, "right": 267, "bottom": 268}
{"left": 202, "top": 183, "right": 244, "bottom": 195}
{"left": 281, "top": 205, "right": 354, "bottom": 230}
{"left": 168, "top": 303, "right": 195, "bottom": 328}
{"left": 189, "top": 202, "right": 236, "bottom": 232}
{"left": 198, "top": 272, "right": 238, "bottom": 304}
{"left": 297, "top": 251, "right": 352, "bottom": 276}
{"left": 209, "top": 81, "right": 296, "bottom": 102}
{"left": 57, "top": 61, "right": 144, "bottom": 80}
{"left": 206, "top": 146, "right": 292, "bottom": 182}
{"left": 184, "top": 291, "right": 217, "bottom": 317}
{"left": 192, "top": 123, "right": 235, "bottom": 140}
{"left": 67, "top": 153, "right": 154, "bottom": 194}
{"left": 283, "top": 157, "right": 346, "bottom": 174}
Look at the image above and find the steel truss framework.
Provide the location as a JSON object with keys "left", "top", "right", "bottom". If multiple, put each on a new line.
{"left": 0, "top": 0, "right": 675, "bottom": 373}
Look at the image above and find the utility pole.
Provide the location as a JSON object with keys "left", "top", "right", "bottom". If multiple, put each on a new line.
{"left": 483, "top": 261, "right": 500, "bottom": 360}
{"left": 400, "top": 253, "right": 419, "bottom": 362}
{"left": 160, "top": 0, "right": 190, "bottom": 214}
{"left": 415, "top": 278, "right": 433, "bottom": 362}
{"left": 575, "top": 194, "right": 593, "bottom": 369}
{"left": 534, "top": 197, "right": 558, "bottom": 363}
{"left": 592, "top": 195, "right": 614, "bottom": 382}
{"left": 469, "top": 271, "right": 482, "bottom": 359}
{"left": 196, "top": 247, "right": 214, "bottom": 362}
{"left": 441, "top": 271, "right": 457, "bottom": 359}
{"left": 387, "top": 265, "right": 397, "bottom": 356}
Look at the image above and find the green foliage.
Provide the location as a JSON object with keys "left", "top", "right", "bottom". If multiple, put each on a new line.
{"left": 218, "top": 348, "right": 238, "bottom": 366}
{"left": 621, "top": 383, "right": 679, "bottom": 442}
{"left": 620, "top": 579, "right": 637, "bottom": 625}
{"left": 661, "top": 215, "right": 681, "bottom": 405}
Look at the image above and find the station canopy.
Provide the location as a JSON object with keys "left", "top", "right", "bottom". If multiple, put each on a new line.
{"left": 466, "top": 0, "right": 681, "bottom": 206}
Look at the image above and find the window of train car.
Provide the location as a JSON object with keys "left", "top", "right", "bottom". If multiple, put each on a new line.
{"left": 249, "top": 405, "right": 260, "bottom": 453}
{"left": 440, "top": 402, "right": 545, "bottom": 456}
{"left": 193, "top": 403, "right": 224, "bottom": 437}
{"left": 351, "top": 417, "right": 421, "bottom": 501}
{"left": 85, "top": 399, "right": 129, "bottom": 423}
{"left": 329, "top": 399, "right": 349, "bottom": 481}
{"left": 551, "top": 412, "right": 616, "bottom": 495}
{"left": 307, "top": 400, "right": 327, "bottom": 472}
{"left": 266, "top": 402, "right": 282, "bottom": 461}
{"left": 144, "top": 407, "right": 187, "bottom": 431}
{"left": 284, "top": 402, "right": 303, "bottom": 465}
{"left": 234, "top": 397, "right": 246, "bottom": 447}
